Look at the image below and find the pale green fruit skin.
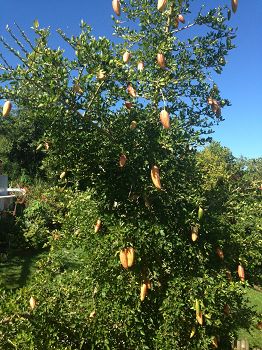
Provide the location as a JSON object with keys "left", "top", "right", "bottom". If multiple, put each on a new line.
{"left": 198, "top": 206, "right": 204, "bottom": 220}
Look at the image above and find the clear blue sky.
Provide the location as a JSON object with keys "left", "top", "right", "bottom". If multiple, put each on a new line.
{"left": 1, "top": 0, "right": 261, "bottom": 159}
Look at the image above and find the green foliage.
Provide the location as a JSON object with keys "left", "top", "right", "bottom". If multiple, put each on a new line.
{"left": 0, "top": 1, "right": 259, "bottom": 349}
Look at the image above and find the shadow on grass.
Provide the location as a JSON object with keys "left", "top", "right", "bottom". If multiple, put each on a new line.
{"left": 0, "top": 249, "right": 48, "bottom": 289}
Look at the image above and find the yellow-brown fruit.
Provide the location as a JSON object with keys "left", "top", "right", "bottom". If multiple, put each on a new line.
{"left": 216, "top": 247, "right": 224, "bottom": 260}
{"left": 191, "top": 226, "right": 199, "bottom": 242}
{"left": 73, "top": 84, "right": 83, "bottom": 94}
{"left": 36, "top": 144, "right": 43, "bottom": 151}
{"left": 157, "top": 0, "right": 167, "bottom": 12}
{"left": 140, "top": 283, "right": 148, "bottom": 301}
{"left": 137, "top": 61, "right": 144, "bottom": 71}
{"left": 119, "top": 154, "right": 127, "bottom": 167}
{"left": 160, "top": 110, "right": 170, "bottom": 129}
{"left": 151, "top": 165, "right": 161, "bottom": 189}
{"left": 125, "top": 101, "right": 133, "bottom": 109}
{"left": 237, "top": 264, "right": 245, "bottom": 281}
{"left": 94, "top": 219, "right": 101, "bottom": 233}
{"left": 196, "top": 311, "right": 204, "bottom": 325}
{"left": 123, "top": 51, "right": 131, "bottom": 63}
{"left": 60, "top": 171, "right": 66, "bottom": 180}
{"left": 44, "top": 142, "right": 50, "bottom": 150}
{"left": 97, "top": 70, "right": 106, "bottom": 81}
{"left": 112, "top": 0, "right": 121, "bottom": 16}
{"left": 207, "top": 97, "right": 214, "bottom": 105}
{"left": 178, "top": 14, "right": 185, "bottom": 23}
{"left": 211, "top": 336, "right": 219, "bottom": 348}
{"left": 119, "top": 247, "right": 135, "bottom": 269}
{"left": 89, "top": 310, "right": 96, "bottom": 318}
{"left": 211, "top": 99, "right": 221, "bottom": 116}
{"left": 157, "top": 53, "right": 166, "bottom": 68}
{"left": 2, "top": 101, "right": 12, "bottom": 117}
{"left": 231, "top": 0, "right": 238, "bottom": 13}
{"left": 130, "top": 120, "right": 137, "bottom": 129}
{"left": 127, "top": 83, "right": 136, "bottom": 97}
{"left": 29, "top": 296, "right": 36, "bottom": 310}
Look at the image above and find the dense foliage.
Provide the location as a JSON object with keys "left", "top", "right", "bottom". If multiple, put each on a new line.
{"left": 0, "top": 0, "right": 261, "bottom": 349}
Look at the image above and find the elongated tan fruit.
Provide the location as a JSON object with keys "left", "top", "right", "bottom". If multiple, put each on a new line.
{"left": 94, "top": 219, "right": 101, "bottom": 233}
{"left": 216, "top": 247, "right": 224, "bottom": 259}
{"left": 238, "top": 264, "right": 245, "bottom": 281}
{"left": 119, "top": 247, "right": 135, "bottom": 269}
{"left": 157, "top": 0, "right": 167, "bottom": 12}
{"left": 151, "top": 165, "right": 161, "bottom": 189}
{"left": 178, "top": 14, "right": 185, "bottom": 23}
{"left": 140, "top": 283, "right": 148, "bottom": 301}
{"left": 29, "top": 296, "right": 36, "bottom": 310}
{"left": 125, "top": 101, "right": 132, "bottom": 109}
{"left": 112, "top": 0, "right": 121, "bottom": 16}
{"left": 2, "top": 101, "right": 12, "bottom": 117}
{"left": 127, "top": 83, "right": 136, "bottom": 97}
{"left": 211, "top": 99, "right": 221, "bottom": 116}
{"left": 60, "top": 171, "right": 66, "bottom": 179}
{"left": 191, "top": 226, "right": 199, "bottom": 242}
{"left": 211, "top": 336, "right": 219, "bottom": 348}
{"left": 231, "top": 0, "right": 238, "bottom": 13}
{"left": 73, "top": 84, "right": 83, "bottom": 94}
{"left": 160, "top": 110, "right": 170, "bottom": 129}
{"left": 157, "top": 53, "right": 165, "bottom": 68}
{"left": 196, "top": 311, "right": 203, "bottom": 325}
{"left": 137, "top": 61, "right": 144, "bottom": 71}
{"left": 130, "top": 120, "right": 137, "bottom": 129}
{"left": 97, "top": 70, "right": 106, "bottom": 80}
{"left": 123, "top": 51, "right": 131, "bottom": 63}
{"left": 119, "top": 154, "right": 127, "bottom": 167}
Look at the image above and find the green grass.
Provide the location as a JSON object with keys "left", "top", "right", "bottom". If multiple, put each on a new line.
{"left": 238, "top": 287, "right": 262, "bottom": 348}
{"left": 0, "top": 249, "right": 47, "bottom": 289}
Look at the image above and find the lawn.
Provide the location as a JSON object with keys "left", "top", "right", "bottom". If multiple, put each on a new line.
{"left": 0, "top": 249, "right": 47, "bottom": 289}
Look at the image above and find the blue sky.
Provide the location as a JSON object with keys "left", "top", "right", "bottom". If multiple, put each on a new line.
{"left": 0, "top": 0, "right": 261, "bottom": 159}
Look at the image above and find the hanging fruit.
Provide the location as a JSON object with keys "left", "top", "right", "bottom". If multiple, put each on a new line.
{"left": 157, "top": 53, "right": 166, "bottom": 68}
{"left": 119, "top": 154, "right": 127, "bottom": 167}
{"left": 112, "top": 0, "right": 121, "bottom": 16}
{"left": 89, "top": 310, "right": 96, "bottom": 318}
{"left": 190, "top": 327, "right": 196, "bottom": 338}
{"left": 160, "top": 109, "right": 170, "bottom": 129}
{"left": 29, "top": 296, "right": 36, "bottom": 310}
{"left": 211, "top": 336, "right": 219, "bottom": 348}
{"left": 127, "top": 83, "right": 136, "bottom": 97}
{"left": 195, "top": 299, "right": 203, "bottom": 325}
{"left": 191, "top": 226, "right": 199, "bottom": 242}
{"left": 216, "top": 247, "right": 224, "bottom": 259}
{"left": 94, "top": 219, "right": 101, "bottom": 233}
{"left": 119, "top": 247, "right": 135, "bottom": 269}
{"left": 140, "top": 282, "right": 148, "bottom": 301}
{"left": 130, "top": 120, "right": 137, "bottom": 129}
{"left": 2, "top": 101, "right": 12, "bottom": 117}
{"left": 125, "top": 101, "right": 133, "bottom": 109}
{"left": 157, "top": 0, "right": 167, "bottom": 12}
{"left": 97, "top": 70, "right": 107, "bottom": 80}
{"left": 198, "top": 206, "right": 204, "bottom": 220}
{"left": 123, "top": 51, "right": 131, "bottom": 63}
{"left": 60, "top": 171, "right": 66, "bottom": 180}
{"left": 237, "top": 264, "right": 245, "bottom": 281}
{"left": 73, "top": 83, "right": 83, "bottom": 94}
{"left": 137, "top": 61, "right": 145, "bottom": 71}
{"left": 211, "top": 99, "right": 221, "bottom": 116}
{"left": 231, "top": 0, "right": 238, "bottom": 13}
{"left": 178, "top": 14, "right": 185, "bottom": 24}
{"left": 151, "top": 165, "right": 161, "bottom": 189}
